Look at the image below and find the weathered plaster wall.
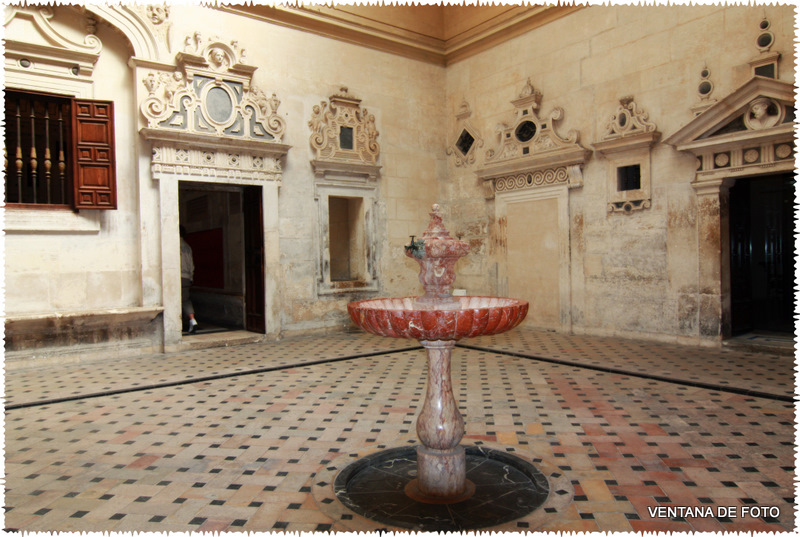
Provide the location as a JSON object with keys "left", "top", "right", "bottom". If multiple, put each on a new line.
{"left": 4, "top": 12, "right": 142, "bottom": 315}
{"left": 443, "top": 4, "right": 795, "bottom": 343}
{"left": 156, "top": 6, "right": 446, "bottom": 332}
{"left": 4, "top": 4, "right": 794, "bottom": 356}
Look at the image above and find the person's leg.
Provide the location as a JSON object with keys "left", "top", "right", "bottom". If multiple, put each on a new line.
{"left": 182, "top": 278, "right": 198, "bottom": 333}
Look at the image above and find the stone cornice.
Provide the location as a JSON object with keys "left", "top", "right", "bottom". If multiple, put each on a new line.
{"left": 217, "top": 4, "right": 584, "bottom": 66}
{"left": 140, "top": 128, "right": 291, "bottom": 159}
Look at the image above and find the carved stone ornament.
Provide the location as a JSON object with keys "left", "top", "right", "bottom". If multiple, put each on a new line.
{"left": 140, "top": 33, "right": 289, "bottom": 183}
{"left": 136, "top": 3, "right": 171, "bottom": 52}
{"left": 309, "top": 87, "right": 381, "bottom": 180}
{"left": 664, "top": 76, "right": 795, "bottom": 189}
{"left": 600, "top": 97, "right": 658, "bottom": 142}
{"left": 477, "top": 78, "right": 589, "bottom": 198}
{"left": 446, "top": 99, "right": 484, "bottom": 167}
{"left": 592, "top": 97, "right": 661, "bottom": 214}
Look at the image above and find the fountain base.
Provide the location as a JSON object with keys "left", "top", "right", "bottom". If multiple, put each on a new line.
{"left": 332, "top": 445, "right": 551, "bottom": 531}
{"left": 404, "top": 478, "right": 475, "bottom": 504}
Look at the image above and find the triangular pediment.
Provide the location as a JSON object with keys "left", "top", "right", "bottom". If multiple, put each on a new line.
{"left": 664, "top": 76, "right": 795, "bottom": 153}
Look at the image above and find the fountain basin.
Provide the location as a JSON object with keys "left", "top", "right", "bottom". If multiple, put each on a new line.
{"left": 347, "top": 296, "right": 528, "bottom": 341}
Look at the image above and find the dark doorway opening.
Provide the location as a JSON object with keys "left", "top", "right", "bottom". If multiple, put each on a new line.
{"left": 729, "top": 173, "right": 795, "bottom": 336}
{"left": 179, "top": 183, "right": 266, "bottom": 335}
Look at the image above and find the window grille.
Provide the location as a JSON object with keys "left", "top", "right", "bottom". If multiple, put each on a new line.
{"left": 4, "top": 89, "right": 117, "bottom": 210}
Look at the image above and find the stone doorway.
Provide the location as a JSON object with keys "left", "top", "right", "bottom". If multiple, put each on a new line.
{"left": 179, "top": 182, "right": 266, "bottom": 335}
{"left": 729, "top": 173, "right": 795, "bottom": 335}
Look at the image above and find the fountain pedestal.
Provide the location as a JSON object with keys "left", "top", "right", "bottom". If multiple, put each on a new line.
{"left": 339, "top": 204, "right": 546, "bottom": 530}
{"left": 405, "top": 339, "right": 475, "bottom": 502}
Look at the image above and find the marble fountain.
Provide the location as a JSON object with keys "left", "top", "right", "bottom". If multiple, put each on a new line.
{"left": 332, "top": 204, "right": 555, "bottom": 531}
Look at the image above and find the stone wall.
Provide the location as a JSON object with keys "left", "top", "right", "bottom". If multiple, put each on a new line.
{"left": 3, "top": 4, "right": 795, "bottom": 358}
{"left": 443, "top": 4, "right": 795, "bottom": 343}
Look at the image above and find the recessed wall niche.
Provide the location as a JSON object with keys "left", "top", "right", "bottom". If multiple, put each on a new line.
{"left": 591, "top": 96, "right": 660, "bottom": 214}
{"left": 308, "top": 87, "right": 381, "bottom": 295}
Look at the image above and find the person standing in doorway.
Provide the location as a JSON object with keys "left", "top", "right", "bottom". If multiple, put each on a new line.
{"left": 180, "top": 225, "right": 199, "bottom": 334}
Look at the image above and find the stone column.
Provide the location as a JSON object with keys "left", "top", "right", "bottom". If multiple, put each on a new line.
{"left": 159, "top": 175, "right": 182, "bottom": 350}
{"left": 411, "top": 340, "right": 473, "bottom": 502}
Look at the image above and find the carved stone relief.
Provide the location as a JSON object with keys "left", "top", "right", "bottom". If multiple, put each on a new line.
{"left": 664, "top": 76, "right": 794, "bottom": 190}
{"left": 592, "top": 97, "right": 661, "bottom": 214}
{"left": 446, "top": 99, "right": 483, "bottom": 167}
{"left": 135, "top": 3, "right": 171, "bottom": 52}
{"left": 692, "top": 66, "right": 717, "bottom": 116}
{"left": 140, "top": 33, "right": 289, "bottom": 184}
{"left": 308, "top": 87, "right": 381, "bottom": 295}
{"left": 477, "top": 78, "right": 589, "bottom": 198}
{"left": 308, "top": 87, "right": 380, "bottom": 180}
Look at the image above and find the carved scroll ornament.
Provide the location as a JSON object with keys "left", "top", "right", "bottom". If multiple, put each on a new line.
{"left": 139, "top": 33, "right": 289, "bottom": 183}
{"left": 309, "top": 87, "right": 380, "bottom": 166}
{"left": 477, "top": 78, "right": 589, "bottom": 197}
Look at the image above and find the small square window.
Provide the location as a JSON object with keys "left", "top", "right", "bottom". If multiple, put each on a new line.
{"left": 339, "top": 126, "right": 354, "bottom": 150}
{"left": 617, "top": 164, "right": 641, "bottom": 191}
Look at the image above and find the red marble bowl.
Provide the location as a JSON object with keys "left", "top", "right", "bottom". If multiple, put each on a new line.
{"left": 347, "top": 296, "right": 529, "bottom": 341}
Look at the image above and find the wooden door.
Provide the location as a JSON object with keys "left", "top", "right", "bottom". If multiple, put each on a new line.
{"left": 729, "top": 173, "right": 794, "bottom": 334}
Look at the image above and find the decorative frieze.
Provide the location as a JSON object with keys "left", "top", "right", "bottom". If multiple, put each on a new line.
{"left": 493, "top": 166, "right": 581, "bottom": 193}
{"left": 477, "top": 79, "right": 588, "bottom": 197}
{"left": 309, "top": 87, "right": 381, "bottom": 180}
{"left": 150, "top": 145, "right": 282, "bottom": 182}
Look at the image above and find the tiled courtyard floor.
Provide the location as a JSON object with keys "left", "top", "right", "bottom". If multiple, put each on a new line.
{"left": 4, "top": 328, "right": 796, "bottom": 532}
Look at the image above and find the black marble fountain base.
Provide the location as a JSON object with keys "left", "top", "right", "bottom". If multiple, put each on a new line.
{"left": 333, "top": 445, "right": 550, "bottom": 531}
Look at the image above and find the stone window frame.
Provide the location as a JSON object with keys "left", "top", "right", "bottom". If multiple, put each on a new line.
{"left": 308, "top": 87, "right": 381, "bottom": 296}
{"left": 592, "top": 97, "right": 660, "bottom": 214}
{"left": 3, "top": 5, "right": 109, "bottom": 233}
{"left": 446, "top": 99, "right": 483, "bottom": 167}
{"left": 314, "top": 180, "right": 380, "bottom": 296}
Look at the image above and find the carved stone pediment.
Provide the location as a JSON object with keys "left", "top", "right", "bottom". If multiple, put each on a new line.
{"left": 592, "top": 97, "right": 661, "bottom": 214}
{"left": 592, "top": 96, "right": 661, "bottom": 155}
{"left": 477, "top": 79, "right": 589, "bottom": 197}
{"left": 664, "top": 76, "right": 795, "bottom": 184}
{"left": 309, "top": 87, "right": 381, "bottom": 181}
{"left": 139, "top": 33, "right": 289, "bottom": 183}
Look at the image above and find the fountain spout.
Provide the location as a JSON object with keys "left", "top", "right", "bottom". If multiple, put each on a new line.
{"left": 406, "top": 204, "right": 470, "bottom": 304}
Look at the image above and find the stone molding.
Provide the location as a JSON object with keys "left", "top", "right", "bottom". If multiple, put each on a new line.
{"left": 592, "top": 97, "right": 661, "bottom": 214}
{"left": 219, "top": 4, "right": 584, "bottom": 66}
{"left": 139, "top": 33, "right": 290, "bottom": 184}
{"left": 477, "top": 79, "right": 589, "bottom": 198}
{"left": 309, "top": 87, "right": 381, "bottom": 181}
{"left": 664, "top": 76, "right": 795, "bottom": 184}
{"left": 4, "top": 6, "right": 102, "bottom": 97}
{"left": 446, "top": 99, "right": 484, "bottom": 167}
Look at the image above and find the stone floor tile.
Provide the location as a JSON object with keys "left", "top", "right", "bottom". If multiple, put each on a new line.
{"left": 4, "top": 328, "right": 795, "bottom": 532}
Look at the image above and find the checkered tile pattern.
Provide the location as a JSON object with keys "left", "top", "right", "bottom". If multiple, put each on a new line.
{"left": 5, "top": 329, "right": 795, "bottom": 532}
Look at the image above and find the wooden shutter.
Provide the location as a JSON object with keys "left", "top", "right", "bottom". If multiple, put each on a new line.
{"left": 72, "top": 99, "right": 116, "bottom": 209}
